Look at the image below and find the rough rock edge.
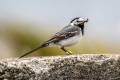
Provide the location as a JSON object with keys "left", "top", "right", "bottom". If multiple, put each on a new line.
{"left": 0, "top": 54, "right": 120, "bottom": 80}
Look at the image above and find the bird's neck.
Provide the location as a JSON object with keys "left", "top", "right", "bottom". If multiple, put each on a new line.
{"left": 80, "top": 25, "right": 84, "bottom": 36}
{"left": 70, "top": 23, "right": 84, "bottom": 36}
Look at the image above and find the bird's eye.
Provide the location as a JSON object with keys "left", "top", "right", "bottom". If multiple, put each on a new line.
{"left": 77, "top": 20, "right": 79, "bottom": 22}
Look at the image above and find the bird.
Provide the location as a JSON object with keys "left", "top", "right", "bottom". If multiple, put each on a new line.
{"left": 19, "top": 17, "right": 88, "bottom": 58}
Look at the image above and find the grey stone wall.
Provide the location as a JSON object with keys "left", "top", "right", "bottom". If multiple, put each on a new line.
{"left": 0, "top": 54, "right": 120, "bottom": 80}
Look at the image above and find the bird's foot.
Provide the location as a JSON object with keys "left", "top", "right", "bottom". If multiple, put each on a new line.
{"left": 61, "top": 47, "right": 72, "bottom": 55}
{"left": 66, "top": 50, "right": 72, "bottom": 55}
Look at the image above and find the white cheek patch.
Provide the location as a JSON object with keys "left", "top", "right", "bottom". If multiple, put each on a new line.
{"left": 78, "top": 18, "right": 84, "bottom": 22}
{"left": 70, "top": 23, "right": 74, "bottom": 26}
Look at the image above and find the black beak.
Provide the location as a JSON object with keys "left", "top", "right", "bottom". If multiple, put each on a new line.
{"left": 84, "top": 18, "right": 88, "bottom": 23}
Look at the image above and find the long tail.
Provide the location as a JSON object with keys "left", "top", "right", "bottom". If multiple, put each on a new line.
{"left": 18, "top": 43, "right": 49, "bottom": 59}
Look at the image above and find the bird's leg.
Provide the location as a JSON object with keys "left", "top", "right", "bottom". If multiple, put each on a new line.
{"left": 61, "top": 47, "right": 72, "bottom": 55}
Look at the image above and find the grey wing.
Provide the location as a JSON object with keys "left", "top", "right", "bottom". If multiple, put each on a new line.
{"left": 47, "top": 25, "right": 80, "bottom": 43}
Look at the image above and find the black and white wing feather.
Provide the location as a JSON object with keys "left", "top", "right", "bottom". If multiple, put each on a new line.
{"left": 41, "top": 25, "right": 80, "bottom": 47}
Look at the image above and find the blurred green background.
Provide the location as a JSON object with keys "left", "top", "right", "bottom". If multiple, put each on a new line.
{"left": 0, "top": 0, "right": 120, "bottom": 58}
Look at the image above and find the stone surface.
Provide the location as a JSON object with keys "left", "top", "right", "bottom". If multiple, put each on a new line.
{"left": 0, "top": 54, "right": 120, "bottom": 80}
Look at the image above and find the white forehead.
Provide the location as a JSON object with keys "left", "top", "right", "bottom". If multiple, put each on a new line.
{"left": 78, "top": 18, "right": 84, "bottom": 21}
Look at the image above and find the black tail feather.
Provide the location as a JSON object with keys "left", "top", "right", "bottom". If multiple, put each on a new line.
{"left": 40, "top": 43, "right": 49, "bottom": 48}
{"left": 18, "top": 43, "right": 49, "bottom": 59}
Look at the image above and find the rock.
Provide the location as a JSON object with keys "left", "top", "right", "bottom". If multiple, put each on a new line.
{"left": 0, "top": 54, "right": 120, "bottom": 80}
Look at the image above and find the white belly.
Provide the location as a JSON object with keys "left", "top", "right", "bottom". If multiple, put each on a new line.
{"left": 56, "top": 34, "right": 82, "bottom": 47}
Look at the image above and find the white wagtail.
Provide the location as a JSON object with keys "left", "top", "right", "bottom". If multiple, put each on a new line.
{"left": 19, "top": 17, "right": 88, "bottom": 58}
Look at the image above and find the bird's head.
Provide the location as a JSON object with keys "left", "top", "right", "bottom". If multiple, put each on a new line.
{"left": 70, "top": 17, "right": 88, "bottom": 35}
{"left": 70, "top": 17, "right": 88, "bottom": 26}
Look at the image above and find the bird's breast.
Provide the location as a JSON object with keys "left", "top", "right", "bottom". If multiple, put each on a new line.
{"left": 56, "top": 34, "right": 82, "bottom": 47}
